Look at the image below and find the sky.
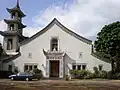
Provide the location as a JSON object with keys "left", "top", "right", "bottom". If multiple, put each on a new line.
{"left": 0, "top": 0, "right": 120, "bottom": 43}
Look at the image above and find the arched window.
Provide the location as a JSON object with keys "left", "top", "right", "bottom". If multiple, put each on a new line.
{"left": 7, "top": 39, "right": 13, "bottom": 50}
{"left": 10, "top": 24, "right": 14, "bottom": 30}
{"left": 51, "top": 38, "right": 58, "bottom": 51}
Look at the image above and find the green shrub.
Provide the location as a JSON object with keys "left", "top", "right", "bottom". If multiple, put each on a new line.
{"left": 70, "top": 67, "right": 108, "bottom": 79}
{"left": 70, "top": 70, "right": 79, "bottom": 78}
{"left": 84, "top": 71, "right": 94, "bottom": 79}
{"left": 77, "top": 70, "right": 88, "bottom": 79}
{"left": 33, "top": 68, "right": 43, "bottom": 80}
{"left": 107, "top": 71, "right": 113, "bottom": 79}
{"left": 106, "top": 71, "right": 120, "bottom": 79}
{"left": 93, "top": 67, "right": 99, "bottom": 74}
{"left": 99, "top": 70, "right": 107, "bottom": 79}
{"left": 93, "top": 66, "right": 107, "bottom": 79}
{"left": 65, "top": 75, "right": 71, "bottom": 81}
{"left": 70, "top": 70, "right": 93, "bottom": 79}
{"left": 112, "top": 73, "right": 120, "bottom": 79}
{"left": 93, "top": 67, "right": 99, "bottom": 78}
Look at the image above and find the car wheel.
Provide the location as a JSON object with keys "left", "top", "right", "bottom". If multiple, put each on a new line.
{"left": 26, "top": 78, "right": 29, "bottom": 81}
{"left": 11, "top": 77, "right": 14, "bottom": 80}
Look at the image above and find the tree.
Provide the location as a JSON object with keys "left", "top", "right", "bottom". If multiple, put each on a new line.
{"left": 94, "top": 21, "right": 120, "bottom": 73}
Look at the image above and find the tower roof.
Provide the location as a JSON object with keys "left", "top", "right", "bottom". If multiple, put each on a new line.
{"left": 16, "top": 0, "right": 20, "bottom": 8}
{"left": 4, "top": 19, "right": 26, "bottom": 28}
{"left": 6, "top": 0, "right": 26, "bottom": 17}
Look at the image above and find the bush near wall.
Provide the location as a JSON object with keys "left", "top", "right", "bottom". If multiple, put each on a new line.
{"left": 33, "top": 68, "right": 43, "bottom": 80}
{"left": 70, "top": 69, "right": 108, "bottom": 79}
{"left": 107, "top": 71, "right": 120, "bottom": 80}
{"left": 93, "top": 67, "right": 107, "bottom": 79}
{"left": 0, "top": 71, "right": 13, "bottom": 78}
{"left": 70, "top": 70, "right": 93, "bottom": 79}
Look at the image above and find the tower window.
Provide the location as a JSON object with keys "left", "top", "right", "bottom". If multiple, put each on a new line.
{"left": 51, "top": 38, "right": 58, "bottom": 51}
{"left": 11, "top": 13, "right": 15, "bottom": 19}
{"left": 10, "top": 24, "right": 14, "bottom": 30}
{"left": 7, "top": 39, "right": 13, "bottom": 50}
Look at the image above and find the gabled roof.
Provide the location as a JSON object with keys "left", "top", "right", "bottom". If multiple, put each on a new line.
{"left": 20, "top": 18, "right": 92, "bottom": 46}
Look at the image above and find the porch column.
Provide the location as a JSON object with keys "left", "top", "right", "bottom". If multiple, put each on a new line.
{"left": 46, "top": 60, "right": 49, "bottom": 77}
{"left": 59, "top": 58, "right": 63, "bottom": 78}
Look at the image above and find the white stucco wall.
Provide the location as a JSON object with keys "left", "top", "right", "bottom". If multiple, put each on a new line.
{"left": 2, "top": 23, "right": 111, "bottom": 77}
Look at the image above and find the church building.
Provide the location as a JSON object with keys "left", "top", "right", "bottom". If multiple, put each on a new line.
{"left": 0, "top": 0, "right": 111, "bottom": 78}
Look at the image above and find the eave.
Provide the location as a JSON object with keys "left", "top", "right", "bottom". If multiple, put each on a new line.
{"left": 6, "top": 8, "right": 26, "bottom": 17}
{"left": 4, "top": 19, "right": 26, "bottom": 28}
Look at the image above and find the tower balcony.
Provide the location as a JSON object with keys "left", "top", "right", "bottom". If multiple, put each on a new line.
{"left": 0, "top": 30, "right": 22, "bottom": 37}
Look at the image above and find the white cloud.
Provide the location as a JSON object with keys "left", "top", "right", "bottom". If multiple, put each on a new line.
{"left": 0, "top": 20, "right": 7, "bottom": 44}
{"left": 1, "top": 0, "right": 120, "bottom": 42}
{"left": 32, "top": 0, "right": 120, "bottom": 40}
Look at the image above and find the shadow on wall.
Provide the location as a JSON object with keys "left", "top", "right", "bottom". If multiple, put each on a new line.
{"left": 42, "top": 64, "right": 46, "bottom": 71}
{"left": 64, "top": 53, "right": 76, "bottom": 75}
{"left": 0, "top": 53, "right": 21, "bottom": 78}
{"left": 0, "top": 61, "right": 20, "bottom": 78}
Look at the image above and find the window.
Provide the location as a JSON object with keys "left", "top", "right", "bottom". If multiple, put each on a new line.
{"left": 24, "top": 65, "right": 28, "bottom": 71}
{"left": 8, "top": 65, "right": 12, "bottom": 71}
{"left": 72, "top": 64, "right": 86, "bottom": 70}
{"left": 82, "top": 65, "right": 86, "bottom": 70}
{"left": 29, "top": 65, "right": 32, "bottom": 71}
{"left": 28, "top": 53, "right": 32, "bottom": 58}
{"left": 79, "top": 52, "right": 83, "bottom": 58}
{"left": 51, "top": 38, "right": 58, "bottom": 51}
{"left": 24, "top": 64, "right": 38, "bottom": 72}
{"left": 10, "top": 24, "right": 14, "bottom": 30}
{"left": 11, "top": 13, "right": 15, "bottom": 19}
{"left": 7, "top": 39, "right": 13, "bottom": 50}
{"left": 77, "top": 65, "right": 81, "bottom": 70}
{"left": 34, "top": 65, "right": 37, "bottom": 69}
{"left": 99, "top": 65, "right": 103, "bottom": 71}
{"left": 72, "top": 65, "right": 76, "bottom": 70}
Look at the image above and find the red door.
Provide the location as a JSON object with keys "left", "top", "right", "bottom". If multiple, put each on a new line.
{"left": 50, "top": 61, "right": 59, "bottom": 77}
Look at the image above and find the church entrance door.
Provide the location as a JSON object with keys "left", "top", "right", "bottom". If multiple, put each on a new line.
{"left": 49, "top": 60, "right": 59, "bottom": 77}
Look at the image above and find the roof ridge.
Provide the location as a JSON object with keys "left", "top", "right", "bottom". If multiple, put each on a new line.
{"left": 20, "top": 18, "right": 92, "bottom": 46}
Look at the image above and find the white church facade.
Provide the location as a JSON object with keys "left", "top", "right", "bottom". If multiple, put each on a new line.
{"left": 0, "top": 1, "right": 111, "bottom": 78}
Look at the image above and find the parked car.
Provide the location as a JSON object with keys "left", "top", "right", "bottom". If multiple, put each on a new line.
{"left": 9, "top": 72, "right": 34, "bottom": 81}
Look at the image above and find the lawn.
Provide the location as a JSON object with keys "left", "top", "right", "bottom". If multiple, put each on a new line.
{"left": 0, "top": 79, "right": 120, "bottom": 90}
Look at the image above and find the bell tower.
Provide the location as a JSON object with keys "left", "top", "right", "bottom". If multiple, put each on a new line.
{"left": 0, "top": 0, "right": 27, "bottom": 55}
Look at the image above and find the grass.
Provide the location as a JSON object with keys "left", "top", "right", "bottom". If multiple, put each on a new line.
{"left": 0, "top": 79, "right": 120, "bottom": 90}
